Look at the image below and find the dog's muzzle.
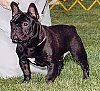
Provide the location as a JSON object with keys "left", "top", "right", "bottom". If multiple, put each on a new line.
{"left": 11, "top": 34, "right": 29, "bottom": 43}
{"left": 11, "top": 35, "right": 24, "bottom": 43}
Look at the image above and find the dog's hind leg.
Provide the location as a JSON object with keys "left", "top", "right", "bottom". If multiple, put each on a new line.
{"left": 70, "top": 36, "right": 89, "bottom": 79}
{"left": 58, "top": 56, "right": 64, "bottom": 76}
{"left": 19, "top": 59, "right": 31, "bottom": 82}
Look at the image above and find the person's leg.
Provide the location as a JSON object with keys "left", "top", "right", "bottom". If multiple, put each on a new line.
{"left": 0, "top": 29, "right": 23, "bottom": 78}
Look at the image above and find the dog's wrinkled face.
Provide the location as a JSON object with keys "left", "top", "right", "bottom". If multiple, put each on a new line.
{"left": 10, "top": 13, "right": 37, "bottom": 43}
{"left": 10, "top": 2, "right": 39, "bottom": 43}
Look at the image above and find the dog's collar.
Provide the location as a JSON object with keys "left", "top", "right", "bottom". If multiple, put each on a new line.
{"left": 37, "top": 36, "right": 46, "bottom": 47}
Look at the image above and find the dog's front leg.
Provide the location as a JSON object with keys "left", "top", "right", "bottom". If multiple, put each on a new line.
{"left": 45, "top": 61, "right": 59, "bottom": 83}
{"left": 19, "top": 58, "right": 31, "bottom": 82}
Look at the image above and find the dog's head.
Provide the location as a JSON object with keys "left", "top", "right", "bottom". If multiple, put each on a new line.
{"left": 10, "top": 2, "right": 40, "bottom": 43}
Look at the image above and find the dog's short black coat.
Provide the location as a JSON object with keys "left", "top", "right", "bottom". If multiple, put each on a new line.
{"left": 10, "top": 2, "right": 89, "bottom": 83}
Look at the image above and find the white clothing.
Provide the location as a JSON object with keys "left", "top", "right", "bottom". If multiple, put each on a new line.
{"left": 49, "top": 0, "right": 59, "bottom": 5}
{"left": 0, "top": 0, "right": 51, "bottom": 78}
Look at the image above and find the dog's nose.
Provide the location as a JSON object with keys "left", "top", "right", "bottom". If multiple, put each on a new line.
{"left": 13, "top": 35, "right": 18, "bottom": 40}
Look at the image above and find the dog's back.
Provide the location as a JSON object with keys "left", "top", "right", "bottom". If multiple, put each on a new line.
{"left": 42, "top": 25, "right": 80, "bottom": 55}
{"left": 47, "top": 25, "right": 77, "bottom": 43}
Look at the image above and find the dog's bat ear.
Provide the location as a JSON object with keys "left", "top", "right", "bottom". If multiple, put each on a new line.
{"left": 10, "top": 2, "right": 21, "bottom": 17}
{"left": 27, "top": 3, "right": 39, "bottom": 19}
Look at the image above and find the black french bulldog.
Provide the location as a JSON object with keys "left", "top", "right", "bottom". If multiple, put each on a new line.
{"left": 10, "top": 2, "right": 89, "bottom": 83}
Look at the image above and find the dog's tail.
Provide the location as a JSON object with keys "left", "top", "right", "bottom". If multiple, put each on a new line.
{"left": 70, "top": 25, "right": 76, "bottom": 29}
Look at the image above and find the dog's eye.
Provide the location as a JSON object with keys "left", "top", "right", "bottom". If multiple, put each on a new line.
{"left": 23, "top": 22, "right": 28, "bottom": 26}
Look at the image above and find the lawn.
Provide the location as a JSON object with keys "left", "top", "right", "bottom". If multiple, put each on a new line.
{"left": 0, "top": 1, "right": 100, "bottom": 91}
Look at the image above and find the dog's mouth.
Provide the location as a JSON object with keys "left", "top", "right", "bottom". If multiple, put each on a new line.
{"left": 12, "top": 39, "right": 27, "bottom": 43}
{"left": 12, "top": 40, "right": 22, "bottom": 43}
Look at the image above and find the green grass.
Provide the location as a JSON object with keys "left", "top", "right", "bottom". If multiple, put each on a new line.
{"left": 0, "top": 2, "right": 100, "bottom": 91}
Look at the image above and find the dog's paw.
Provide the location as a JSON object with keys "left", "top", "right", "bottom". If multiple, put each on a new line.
{"left": 22, "top": 80, "right": 30, "bottom": 83}
{"left": 22, "top": 78, "right": 31, "bottom": 83}
{"left": 22, "top": 76, "right": 31, "bottom": 83}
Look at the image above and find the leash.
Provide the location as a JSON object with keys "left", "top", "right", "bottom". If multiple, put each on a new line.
{"left": 41, "top": 0, "right": 48, "bottom": 14}
{"left": 36, "top": 23, "right": 47, "bottom": 47}
{"left": 37, "top": 36, "right": 46, "bottom": 47}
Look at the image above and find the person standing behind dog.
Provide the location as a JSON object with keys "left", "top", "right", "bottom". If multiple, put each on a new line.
{"left": 0, "top": 0, "right": 51, "bottom": 78}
